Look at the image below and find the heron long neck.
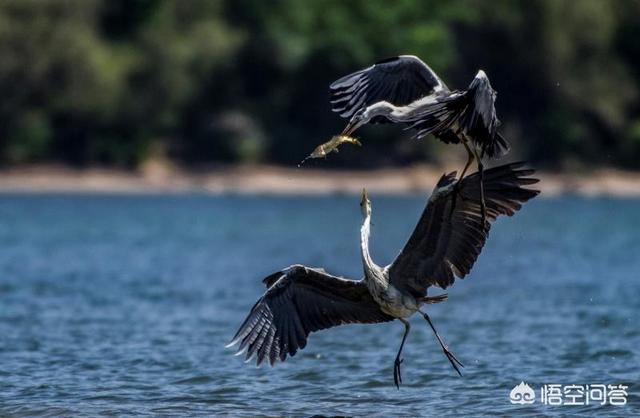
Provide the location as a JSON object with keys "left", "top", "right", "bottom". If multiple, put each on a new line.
{"left": 360, "top": 212, "right": 380, "bottom": 280}
{"left": 369, "top": 102, "right": 405, "bottom": 122}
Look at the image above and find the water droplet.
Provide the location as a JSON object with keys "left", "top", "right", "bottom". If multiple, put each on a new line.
{"left": 298, "top": 156, "right": 312, "bottom": 167}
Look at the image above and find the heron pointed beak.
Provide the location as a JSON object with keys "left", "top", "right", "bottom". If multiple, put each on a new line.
{"left": 341, "top": 116, "right": 365, "bottom": 136}
{"left": 361, "top": 188, "right": 368, "bottom": 204}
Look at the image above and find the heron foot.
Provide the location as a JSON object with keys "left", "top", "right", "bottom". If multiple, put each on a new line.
{"left": 393, "top": 356, "right": 404, "bottom": 389}
{"left": 442, "top": 344, "right": 464, "bottom": 376}
{"left": 421, "top": 311, "right": 465, "bottom": 377}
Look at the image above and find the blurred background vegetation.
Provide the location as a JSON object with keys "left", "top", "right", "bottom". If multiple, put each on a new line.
{"left": 0, "top": 0, "right": 639, "bottom": 170}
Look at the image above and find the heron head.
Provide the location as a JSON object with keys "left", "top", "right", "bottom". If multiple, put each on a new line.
{"left": 342, "top": 108, "right": 372, "bottom": 136}
{"left": 360, "top": 188, "right": 371, "bottom": 218}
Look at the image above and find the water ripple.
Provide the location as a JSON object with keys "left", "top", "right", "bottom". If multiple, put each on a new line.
{"left": 1, "top": 194, "right": 639, "bottom": 416}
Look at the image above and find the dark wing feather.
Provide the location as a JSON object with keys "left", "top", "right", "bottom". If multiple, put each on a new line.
{"left": 228, "top": 265, "right": 393, "bottom": 366}
{"left": 388, "top": 162, "right": 539, "bottom": 297}
{"left": 330, "top": 55, "right": 448, "bottom": 118}
{"left": 462, "top": 72, "right": 507, "bottom": 157}
{"left": 407, "top": 71, "right": 510, "bottom": 158}
{"left": 407, "top": 91, "right": 467, "bottom": 141}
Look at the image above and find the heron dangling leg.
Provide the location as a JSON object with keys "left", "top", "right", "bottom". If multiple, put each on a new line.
{"left": 449, "top": 141, "right": 475, "bottom": 218}
{"left": 393, "top": 318, "right": 411, "bottom": 389}
{"left": 459, "top": 141, "right": 475, "bottom": 181}
{"left": 470, "top": 145, "right": 487, "bottom": 225}
{"left": 420, "top": 311, "right": 464, "bottom": 376}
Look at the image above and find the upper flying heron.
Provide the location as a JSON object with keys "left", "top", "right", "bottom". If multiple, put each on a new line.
{"left": 227, "top": 162, "right": 539, "bottom": 388}
{"left": 330, "top": 55, "right": 510, "bottom": 220}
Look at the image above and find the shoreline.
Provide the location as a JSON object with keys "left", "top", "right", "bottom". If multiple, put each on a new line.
{"left": 0, "top": 163, "right": 639, "bottom": 197}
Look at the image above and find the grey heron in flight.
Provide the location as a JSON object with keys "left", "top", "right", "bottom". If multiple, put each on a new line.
{"left": 227, "top": 163, "right": 538, "bottom": 388}
{"left": 330, "top": 55, "right": 509, "bottom": 222}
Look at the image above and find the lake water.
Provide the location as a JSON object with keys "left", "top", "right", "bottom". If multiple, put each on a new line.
{"left": 0, "top": 193, "right": 638, "bottom": 416}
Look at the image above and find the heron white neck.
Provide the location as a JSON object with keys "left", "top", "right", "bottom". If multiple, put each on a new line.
{"left": 360, "top": 212, "right": 379, "bottom": 279}
{"left": 368, "top": 102, "right": 404, "bottom": 122}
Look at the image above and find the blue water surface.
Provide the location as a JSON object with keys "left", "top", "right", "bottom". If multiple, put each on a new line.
{"left": 0, "top": 193, "right": 638, "bottom": 416}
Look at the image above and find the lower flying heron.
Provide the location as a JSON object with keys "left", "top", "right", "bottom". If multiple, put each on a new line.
{"left": 227, "top": 162, "right": 538, "bottom": 388}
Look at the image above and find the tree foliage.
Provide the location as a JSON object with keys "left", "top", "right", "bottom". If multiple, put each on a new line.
{"left": 0, "top": 0, "right": 638, "bottom": 169}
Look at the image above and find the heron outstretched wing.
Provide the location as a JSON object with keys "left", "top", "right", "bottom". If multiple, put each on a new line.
{"left": 388, "top": 162, "right": 539, "bottom": 296}
{"left": 228, "top": 265, "right": 393, "bottom": 366}
{"left": 330, "top": 55, "right": 448, "bottom": 118}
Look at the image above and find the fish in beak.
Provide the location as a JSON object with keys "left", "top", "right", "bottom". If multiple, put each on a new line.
{"left": 299, "top": 135, "right": 362, "bottom": 166}
{"left": 341, "top": 112, "right": 367, "bottom": 136}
